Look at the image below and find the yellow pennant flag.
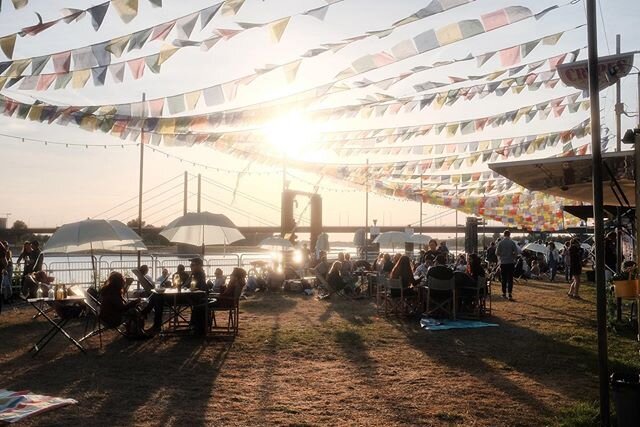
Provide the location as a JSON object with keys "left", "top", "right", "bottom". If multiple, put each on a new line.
{"left": 0, "top": 34, "right": 17, "bottom": 59}
{"left": 71, "top": 69, "right": 91, "bottom": 88}
{"left": 185, "top": 91, "right": 201, "bottom": 110}
{"left": 158, "top": 44, "right": 179, "bottom": 65}
{"left": 222, "top": 0, "right": 245, "bottom": 17}
{"left": 269, "top": 17, "right": 290, "bottom": 43}
{"left": 112, "top": 0, "right": 139, "bottom": 23}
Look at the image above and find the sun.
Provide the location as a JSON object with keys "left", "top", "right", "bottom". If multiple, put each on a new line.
{"left": 263, "top": 111, "right": 317, "bottom": 155}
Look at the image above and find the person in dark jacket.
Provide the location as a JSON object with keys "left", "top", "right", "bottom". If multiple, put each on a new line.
{"left": 99, "top": 272, "right": 142, "bottom": 332}
{"left": 568, "top": 239, "right": 583, "bottom": 298}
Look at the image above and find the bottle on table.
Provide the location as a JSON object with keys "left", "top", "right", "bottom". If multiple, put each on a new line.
{"left": 48, "top": 287, "right": 54, "bottom": 299}
{"left": 36, "top": 287, "right": 43, "bottom": 299}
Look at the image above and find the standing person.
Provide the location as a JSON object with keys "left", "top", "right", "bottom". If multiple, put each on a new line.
{"left": 496, "top": 230, "right": 518, "bottom": 300}
{"left": 16, "top": 242, "right": 33, "bottom": 284}
{"left": 1, "top": 241, "right": 14, "bottom": 305}
{"left": 568, "top": 239, "right": 583, "bottom": 298}
{"left": 604, "top": 231, "right": 617, "bottom": 282}
{"left": 30, "top": 240, "right": 44, "bottom": 273}
{"left": 438, "top": 241, "right": 450, "bottom": 255}
{"left": 486, "top": 241, "right": 498, "bottom": 268}
{"left": 563, "top": 241, "right": 572, "bottom": 282}
{"left": 425, "top": 239, "right": 439, "bottom": 259}
{"left": 547, "top": 242, "right": 559, "bottom": 282}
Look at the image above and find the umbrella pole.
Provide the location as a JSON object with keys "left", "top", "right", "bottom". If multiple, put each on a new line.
{"left": 90, "top": 242, "right": 97, "bottom": 289}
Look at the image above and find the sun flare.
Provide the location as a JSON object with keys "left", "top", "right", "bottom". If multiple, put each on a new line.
{"left": 263, "top": 112, "right": 317, "bottom": 155}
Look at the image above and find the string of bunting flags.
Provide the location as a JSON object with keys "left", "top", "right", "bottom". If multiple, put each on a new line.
{"left": 0, "top": 0, "right": 253, "bottom": 61}
{"left": 1, "top": 0, "right": 596, "bottom": 231}
{"left": 0, "top": 0, "right": 353, "bottom": 89}
{"left": 2, "top": 2, "right": 576, "bottom": 120}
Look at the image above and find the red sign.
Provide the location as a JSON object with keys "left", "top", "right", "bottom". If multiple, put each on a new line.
{"left": 557, "top": 52, "right": 635, "bottom": 91}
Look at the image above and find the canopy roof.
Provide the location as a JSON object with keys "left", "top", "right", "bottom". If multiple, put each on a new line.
{"left": 489, "top": 151, "right": 635, "bottom": 206}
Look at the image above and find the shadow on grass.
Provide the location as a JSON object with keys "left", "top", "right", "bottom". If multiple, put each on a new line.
{"left": 387, "top": 315, "right": 607, "bottom": 417}
{"left": 1, "top": 332, "right": 233, "bottom": 427}
{"left": 333, "top": 328, "right": 430, "bottom": 425}
{"left": 241, "top": 291, "right": 298, "bottom": 315}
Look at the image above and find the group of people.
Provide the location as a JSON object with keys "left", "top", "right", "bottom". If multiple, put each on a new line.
{"left": 311, "top": 237, "right": 486, "bottom": 315}
{"left": 0, "top": 240, "right": 45, "bottom": 313}
{"left": 312, "top": 251, "right": 359, "bottom": 299}
{"left": 485, "top": 231, "right": 594, "bottom": 300}
{"left": 98, "top": 258, "right": 247, "bottom": 337}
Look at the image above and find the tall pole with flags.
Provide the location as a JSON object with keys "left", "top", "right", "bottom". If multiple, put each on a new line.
{"left": 137, "top": 93, "right": 146, "bottom": 268}
{"left": 585, "top": 1, "right": 609, "bottom": 425}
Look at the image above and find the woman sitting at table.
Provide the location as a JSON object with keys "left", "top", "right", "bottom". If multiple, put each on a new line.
{"left": 318, "top": 261, "right": 345, "bottom": 300}
{"left": 210, "top": 267, "right": 247, "bottom": 309}
{"left": 188, "top": 258, "right": 209, "bottom": 291}
{"left": 390, "top": 255, "right": 419, "bottom": 296}
{"left": 99, "top": 272, "right": 146, "bottom": 337}
{"left": 172, "top": 264, "right": 190, "bottom": 288}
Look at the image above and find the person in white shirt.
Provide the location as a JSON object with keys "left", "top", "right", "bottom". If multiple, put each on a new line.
{"left": 155, "top": 268, "right": 171, "bottom": 287}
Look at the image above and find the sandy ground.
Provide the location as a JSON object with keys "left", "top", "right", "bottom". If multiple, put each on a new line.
{"left": 0, "top": 278, "right": 616, "bottom": 426}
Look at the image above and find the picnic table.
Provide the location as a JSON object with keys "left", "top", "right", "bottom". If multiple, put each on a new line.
{"left": 151, "top": 288, "right": 210, "bottom": 333}
{"left": 27, "top": 296, "right": 86, "bottom": 356}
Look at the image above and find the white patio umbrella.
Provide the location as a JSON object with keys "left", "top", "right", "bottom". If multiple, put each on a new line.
{"left": 160, "top": 212, "right": 244, "bottom": 256}
{"left": 373, "top": 231, "right": 410, "bottom": 251}
{"left": 409, "top": 234, "right": 432, "bottom": 245}
{"left": 259, "top": 236, "right": 293, "bottom": 251}
{"left": 522, "top": 242, "right": 549, "bottom": 256}
{"left": 45, "top": 219, "right": 146, "bottom": 254}
{"left": 44, "top": 219, "right": 146, "bottom": 286}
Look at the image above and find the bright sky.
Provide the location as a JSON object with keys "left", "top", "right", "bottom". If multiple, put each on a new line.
{"left": 1, "top": 0, "right": 639, "bottom": 232}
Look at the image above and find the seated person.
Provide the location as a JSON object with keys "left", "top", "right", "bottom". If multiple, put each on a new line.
{"left": 319, "top": 261, "right": 345, "bottom": 299}
{"left": 21, "top": 270, "right": 53, "bottom": 299}
{"left": 139, "top": 265, "right": 153, "bottom": 284}
{"left": 172, "top": 264, "right": 190, "bottom": 288}
{"left": 188, "top": 258, "right": 209, "bottom": 291}
{"left": 454, "top": 254, "right": 486, "bottom": 289}
{"left": 339, "top": 253, "right": 357, "bottom": 286}
{"left": 99, "top": 272, "right": 144, "bottom": 335}
{"left": 209, "top": 268, "right": 226, "bottom": 293}
{"left": 454, "top": 254, "right": 467, "bottom": 273}
{"left": 381, "top": 253, "right": 394, "bottom": 275}
{"left": 312, "top": 252, "right": 330, "bottom": 286}
{"left": 390, "top": 255, "right": 419, "bottom": 297}
{"left": 192, "top": 268, "right": 247, "bottom": 335}
{"left": 155, "top": 268, "right": 171, "bottom": 288}
{"left": 427, "top": 255, "right": 454, "bottom": 281}
{"left": 210, "top": 267, "right": 246, "bottom": 309}
{"left": 530, "top": 260, "right": 541, "bottom": 279}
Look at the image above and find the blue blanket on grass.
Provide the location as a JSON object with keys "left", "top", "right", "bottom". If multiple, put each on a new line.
{"left": 420, "top": 317, "right": 499, "bottom": 331}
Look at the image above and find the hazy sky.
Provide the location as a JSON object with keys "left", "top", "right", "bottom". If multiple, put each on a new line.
{"left": 1, "top": 0, "right": 639, "bottom": 231}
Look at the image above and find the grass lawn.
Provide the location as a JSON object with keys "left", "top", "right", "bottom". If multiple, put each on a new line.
{"left": 0, "top": 277, "right": 638, "bottom": 426}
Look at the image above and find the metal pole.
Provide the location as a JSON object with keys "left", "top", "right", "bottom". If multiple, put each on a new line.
{"left": 365, "top": 159, "right": 369, "bottom": 262}
{"left": 615, "top": 35, "right": 622, "bottom": 152}
{"left": 137, "top": 93, "right": 145, "bottom": 268}
{"left": 183, "top": 171, "right": 188, "bottom": 215}
{"left": 197, "top": 173, "right": 201, "bottom": 213}
{"left": 586, "top": 1, "right": 609, "bottom": 424}
{"left": 420, "top": 175, "right": 423, "bottom": 235}
{"left": 455, "top": 184, "right": 458, "bottom": 255}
